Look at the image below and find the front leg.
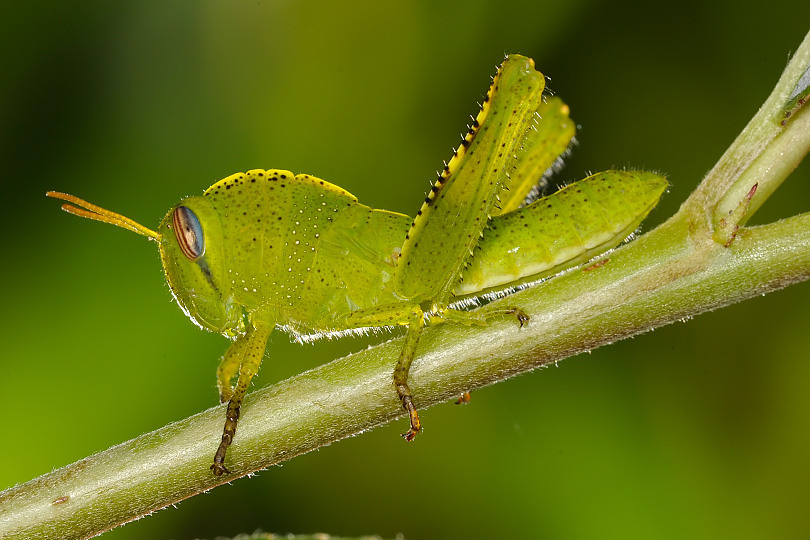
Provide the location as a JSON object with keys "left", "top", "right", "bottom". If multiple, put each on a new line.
{"left": 216, "top": 337, "right": 248, "bottom": 404}
{"left": 211, "top": 319, "right": 273, "bottom": 476}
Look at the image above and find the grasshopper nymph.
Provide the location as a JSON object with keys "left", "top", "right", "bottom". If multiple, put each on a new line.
{"left": 48, "top": 55, "right": 667, "bottom": 475}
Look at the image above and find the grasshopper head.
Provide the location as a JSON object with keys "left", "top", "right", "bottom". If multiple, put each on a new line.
{"left": 46, "top": 191, "right": 240, "bottom": 335}
{"left": 157, "top": 196, "right": 241, "bottom": 334}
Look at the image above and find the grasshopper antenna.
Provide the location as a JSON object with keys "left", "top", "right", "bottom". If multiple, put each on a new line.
{"left": 46, "top": 191, "right": 160, "bottom": 240}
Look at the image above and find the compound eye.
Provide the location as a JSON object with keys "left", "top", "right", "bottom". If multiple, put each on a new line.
{"left": 172, "top": 206, "right": 205, "bottom": 260}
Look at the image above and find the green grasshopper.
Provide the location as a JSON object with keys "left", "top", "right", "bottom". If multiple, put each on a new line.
{"left": 47, "top": 55, "right": 667, "bottom": 476}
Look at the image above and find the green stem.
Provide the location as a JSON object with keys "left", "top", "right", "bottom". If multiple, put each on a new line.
{"left": 2, "top": 29, "right": 810, "bottom": 540}
{"left": 697, "top": 27, "right": 810, "bottom": 226}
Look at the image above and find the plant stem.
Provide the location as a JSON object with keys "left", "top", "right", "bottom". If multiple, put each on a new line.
{"left": 2, "top": 28, "right": 809, "bottom": 540}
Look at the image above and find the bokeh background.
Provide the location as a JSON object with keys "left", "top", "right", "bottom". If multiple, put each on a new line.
{"left": 3, "top": 2, "right": 810, "bottom": 539}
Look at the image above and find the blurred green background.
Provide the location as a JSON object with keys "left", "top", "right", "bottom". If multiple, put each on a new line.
{"left": 2, "top": 1, "right": 810, "bottom": 539}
